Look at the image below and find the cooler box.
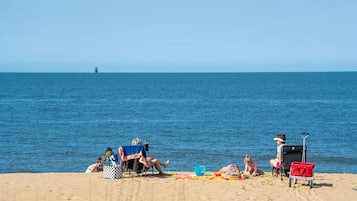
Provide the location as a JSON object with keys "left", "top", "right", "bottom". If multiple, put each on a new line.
{"left": 290, "top": 162, "right": 314, "bottom": 177}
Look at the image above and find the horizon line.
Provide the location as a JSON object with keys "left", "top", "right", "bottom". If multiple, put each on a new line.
{"left": 0, "top": 71, "right": 356, "bottom": 73}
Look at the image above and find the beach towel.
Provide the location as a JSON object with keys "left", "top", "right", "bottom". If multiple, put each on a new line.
{"left": 118, "top": 145, "right": 149, "bottom": 168}
{"left": 176, "top": 172, "right": 245, "bottom": 180}
{"left": 176, "top": 172, "right": 271, "bottom": 181}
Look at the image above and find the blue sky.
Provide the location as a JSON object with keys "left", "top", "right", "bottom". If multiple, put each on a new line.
{"left": 1, "top": 0, "right": 356, "bottom": 72}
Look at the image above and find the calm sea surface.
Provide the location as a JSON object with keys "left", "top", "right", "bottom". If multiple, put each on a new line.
{"left": 0, "top": 72, "right": 356, "bottom": 174}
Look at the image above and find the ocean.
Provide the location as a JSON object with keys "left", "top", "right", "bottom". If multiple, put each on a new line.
{"left": 0, "top": 72, "right": 356, "bottom": 174}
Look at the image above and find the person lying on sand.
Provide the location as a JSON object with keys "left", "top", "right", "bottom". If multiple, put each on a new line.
{"left": 218, "top": 164, "right": 241, "bottom": 178}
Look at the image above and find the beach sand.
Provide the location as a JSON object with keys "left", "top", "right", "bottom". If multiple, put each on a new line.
{"left": 1, "top": 172, "right": 356, "bottom": 201}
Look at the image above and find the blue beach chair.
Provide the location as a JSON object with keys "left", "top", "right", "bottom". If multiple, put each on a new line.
{"left": 119, "top": 145, "right": 153, "bottom": 175}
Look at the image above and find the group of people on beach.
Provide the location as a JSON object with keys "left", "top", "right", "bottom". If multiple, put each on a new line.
{"left": 86, "top": 134, "right": 286, "bottom": 178}
{"left": 217, "top": 154, "right": 264, "bottom": 179}
{"left": 85, "top": 147, "right": 119, "bottom": 173}
{"left": 218, "top": 134, "right": 286, "bottom": 178}
{"left": 85, "top": 138, "right": 170, "bottom": 175}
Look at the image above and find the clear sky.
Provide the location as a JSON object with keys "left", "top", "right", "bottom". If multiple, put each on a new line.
{"left": 1, "top": 0, "right": 356, "bottom": 72}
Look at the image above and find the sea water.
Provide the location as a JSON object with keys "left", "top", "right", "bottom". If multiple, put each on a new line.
{"left": 0, "top": 72, "right": 356, "bottom": 173}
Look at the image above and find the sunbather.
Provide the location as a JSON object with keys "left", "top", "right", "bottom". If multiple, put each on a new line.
{"left": 131, "top": 138, "right": 170, "bottom": 175}
{"left": 218, "top": 164, "right": 241, "bottom": 178}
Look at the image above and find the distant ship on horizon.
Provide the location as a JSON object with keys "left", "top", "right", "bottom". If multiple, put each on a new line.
{"left": 94, "top": 67, "right": 98, "bottom": 73}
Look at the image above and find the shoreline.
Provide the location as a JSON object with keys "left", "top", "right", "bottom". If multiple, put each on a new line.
{"left": 1, "top": 172, "right": 356, "bottom": 201}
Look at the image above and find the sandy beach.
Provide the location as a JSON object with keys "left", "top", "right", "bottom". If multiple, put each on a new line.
{"left": 1, "top": 172, "right": 356, "bottom": 201}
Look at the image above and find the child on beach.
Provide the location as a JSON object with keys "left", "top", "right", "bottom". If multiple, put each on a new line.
{"left": 270, "top": 134, "right": 286, "bottom": 169}
{"left": 85, "top": 159, "right": 104, "bottom": 173}
{"left": 243, "top": 154, "right": 264, "bottom": 176}
{"left": 105, "top": 147, "right": 119, "bottom": 166}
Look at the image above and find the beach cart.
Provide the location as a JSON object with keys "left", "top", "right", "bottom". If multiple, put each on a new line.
{"left": 288, "top": 132, "right": 314, "bottom": 188}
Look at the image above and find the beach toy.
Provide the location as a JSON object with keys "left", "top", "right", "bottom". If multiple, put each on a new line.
{"left": 195, "top": 165, "right": 206, "bottom": 176}
{"left": 215, "top": 171, "right": 221, "bottom": 177}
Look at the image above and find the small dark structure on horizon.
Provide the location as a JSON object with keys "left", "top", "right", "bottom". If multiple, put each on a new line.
{"left": 94, "top": 67, "right": 98, "bottom": 73}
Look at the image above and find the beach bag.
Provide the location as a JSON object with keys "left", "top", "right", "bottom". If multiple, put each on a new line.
{"left": 103, "top": 165, "right": 122, "bottom": 179}
{"left": 290, "top": 162, "right": 314, "bottom": 177}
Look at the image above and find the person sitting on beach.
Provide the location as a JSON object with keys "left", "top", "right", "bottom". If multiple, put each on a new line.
{"left": 218, "top": 164, "right": 241, "bottom": 178}
{"left": 105, "top": 147, "right": 119, "bottom": 166}
{"left": 85, "top": 159, "right": 104, "bottom": 173}
{"left": 270, "top": 134, "right": 286, "bottom": 169}
{"left": 97, "top": 156, "right": 106, "bottom": 171}
{"left": 243, "top": 154, "right": 264, "bottom": 176}
{"left": 131, "top": 138, "right": 170, "bottom": 175}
